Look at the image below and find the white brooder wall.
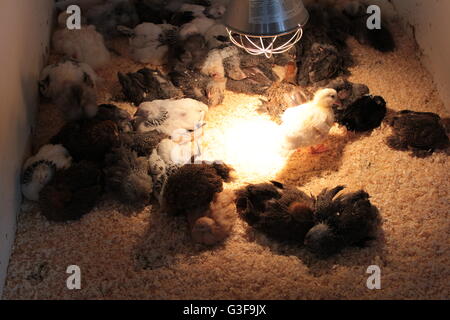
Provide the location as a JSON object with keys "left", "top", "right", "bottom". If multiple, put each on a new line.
{"left": 0, "top": 0, "right": 54, "bottom": 297}
{"left": 371, "top": 0, "right": 450, "bottom": 111}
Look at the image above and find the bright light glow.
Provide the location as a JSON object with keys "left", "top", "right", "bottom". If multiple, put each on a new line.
{"left": 199, "top": 117, "right": 288, "bottom": 181}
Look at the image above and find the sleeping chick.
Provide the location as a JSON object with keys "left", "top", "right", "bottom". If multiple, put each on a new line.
{"left": 120, "top": 131, "right": 168, "bottom": 157}
{"left": 169, "top": 69, "right": 211, "bottom": 105}
{"left": 133, "top": 98, "right": 208, "bottom": 135}
{"left": 39, "top": 60, "right": 98, "bottom": 120}
{"left": 21, "top": 145, "right": 73, "bottom": 201}
{"left": 52, "top": 12, "right": 111, "bottom": 70}
{"left": 280, "top": 88, "right": 341, "bottom": 155}
{"left": 305, "top": 186, "right": 379, "bottom": 258}
{"left": 51, "top": 118, "right": 120, "bottom": 163}
{"left": 86, "top": 0, "right": 140, "bottom": 39}
{"left": 118, "top": 68, "right": 184, "bottom": 106}
{"left": 118, "top": 22, "right": 178, "bottom": 65}
{"left": 104, "top": 146, "right": 153, "bottom": 205}
{"left": 157, "top": 128, "right": 203, "bottom": 165}
{"left": 96, "top": 104, "right": 133, "bottom": 132}
{"left": 386, "top": 110, "right": 450, "bottom": 158}
{"left": 235, "top": 181, "right": 315, "bottom": 243}
{"left": 335, "top": 95, "right": 387, "bottom": 132}
{"left": 39, "top": 161, "right": 104, "bottom": 222}
{"left": 162, "top": 162, "right": 236, "bottom": 245}
{"left": 190, "top": 189, "right": 236, "bottom": 246}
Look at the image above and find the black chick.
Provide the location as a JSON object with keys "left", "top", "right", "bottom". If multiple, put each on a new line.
{"left": 386, "top": 110, "right": 450, "bottom": 158}
{"left": 118, "top": 68, "right": 183, "bottom": 106}
{"left": 162, "top": 162, "right": 234, "bottom": 216}
{"left": 51, "top": 118, "right": 120, "bottom": 163}
{"left": 335, "top": 95, "right": 387, "bottom": 132}
{"left": 235, "top": 181, "right": 315, "bottom": 243}
{"left": 39, "top": 161, "right": 104, "bottom": 222}
{"left": 305, "top": 186, "right": 379, "bottom": 258}
{"left": 96, "top": 104, "right": 133, "bottom": 132}
{"left": 104, "top": 146, "right": 153, "bottom": 206}
{"left": 119, "top": 131, "right": 168, "bottom": 157}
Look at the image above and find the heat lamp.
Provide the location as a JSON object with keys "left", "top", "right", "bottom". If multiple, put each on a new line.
{"left": 224, "top": 0, "right": 309, "bottom": 58}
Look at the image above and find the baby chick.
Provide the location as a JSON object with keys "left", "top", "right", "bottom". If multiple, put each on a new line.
{"left": 386, "top": 110, "right": 449, "bottom": 158}
{"left": 235, "top": 181, "right": 315, "bottom": 243}
{"left": 104, "top": 146, "right": 153, "bottom": 205}
{"left": 335, "top": 95, "right": 387, "bottom": 132}
{"left": 51, "top": 118, "right": 120, "bottom": 163}
{"left": 21, "top": 145, "right": 73, "bottom": 201}
{"left": 118, "top": 68, "right": 183, "bottom": 106}
{"left": 280, "top": 88, "right": 341, "bottom": 155}
{"left": 118, "top": 22, "right": 178, "bottom": 65}
{"left": 39, "top": 60, "right": 98, "bottom": 120}
{"left": 305, "top": 186, "right": 379, "bottom": 258}
{"left": 96, "top": 104, "right": 133, "bottom": 133}
{"left": 39, "top": 161, "right": 104, "bottom": 222}
{"left": 52, "top": 12, "right": 111, "bottom": 70}
{"left": 133, "top": 98, "right": 208, "bottom": 135}
{"left": 162, "top": 162, "right": 236, "bottom": 245}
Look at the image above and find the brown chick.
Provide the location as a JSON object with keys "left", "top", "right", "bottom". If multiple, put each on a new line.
{"left": 387, "top": 110, "right": 449, "bottom": 158}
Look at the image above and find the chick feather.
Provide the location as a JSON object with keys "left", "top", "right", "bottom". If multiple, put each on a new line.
{"left": 21, "top": 145, "right": 73, "bottom": 201}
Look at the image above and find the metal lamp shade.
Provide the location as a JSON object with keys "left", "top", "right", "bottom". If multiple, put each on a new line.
{"left": 224, "top": 0, "right": 309, "bottom": 37}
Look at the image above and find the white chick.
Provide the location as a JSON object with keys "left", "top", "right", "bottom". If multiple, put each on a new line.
{"left": 280, "top": 88, "right": 340, "bottom": 155}
{"left": 157, "top": 128, "right": 201, "bottom": 165}
{"left": 133, "top": 98, "right": 208, "bottom": 135}
{"left": 179, "top": 17, "right": 216, "bottom": 40}
{"left": 21, "top": 145, "right": 73, "bottom": 201}
{"left": 39, "top": 60, "right": 98, "bottom": 120}
{"left": 119, "top": 23, "right": 177, "bottom": 65}
{"left": 53, "top": 12, "right": 111, "bottom": 70}
{"left": 201, "top": 45, "right": 239, "bottom": 79}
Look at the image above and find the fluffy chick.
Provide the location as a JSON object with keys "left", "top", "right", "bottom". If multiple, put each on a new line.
{"left": 190, "top": 189, "right": 237, "bottom": 245}
{"left": 53, "top": 12, "right": 111, "bottom": 70}
{"left": 280, "top": 88, "right": 340, "bottom": 154}
{"left": 118, "top": 22, "right": 178, "bottom": 65}
{"left": 96, "top": 104, "right": 133, "bottom": 132}
{"left": 118, "top": 68, "right": 183, "bottom": 106}
{"left": 21, "top": 145, "right": 73, "bottom": 201}
{"left": 235, "top": 181, "right": 315, "bottom": 243}
{"left": 39, "top": 60, "right": 98, "bottom": 120}
{"left": 258, "top": 82, "right": 310, "bottom": 124}
{"left": 104, "top": 146, "right": 153, "bottom": 205}
{"left": 161, "top": 162, "right": 234, "bottom": 216}
{"left": 133, "top": 98, "right": 208, "bottom": 135}
{"left": 305, "top": 186, "right": 379, "bottom": 258}
{"left": 51, "top": 118, "right": 120, "bottom": 163}
{"left": 86, "top": 0, "right": 140, "bottom": 39}
{"left": 386, "top": 110, "right": 450, "bottom": 158}
{"left": 120, "top": 131, "right": 168, "bottom": 157}
{"left": 39, "top": 161, "right": 104, "bottom": 222}
{"left": 335, "top": 95, "right": 387, "bottom": 132}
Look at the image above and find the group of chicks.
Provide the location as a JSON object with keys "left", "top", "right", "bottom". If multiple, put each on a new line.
{"left": 21, "top": 0, "right": 450, "bottom": 258}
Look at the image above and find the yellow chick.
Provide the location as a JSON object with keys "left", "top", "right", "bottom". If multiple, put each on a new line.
{"left": 280, "top": 88, "right": 340, "bottom": 155}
